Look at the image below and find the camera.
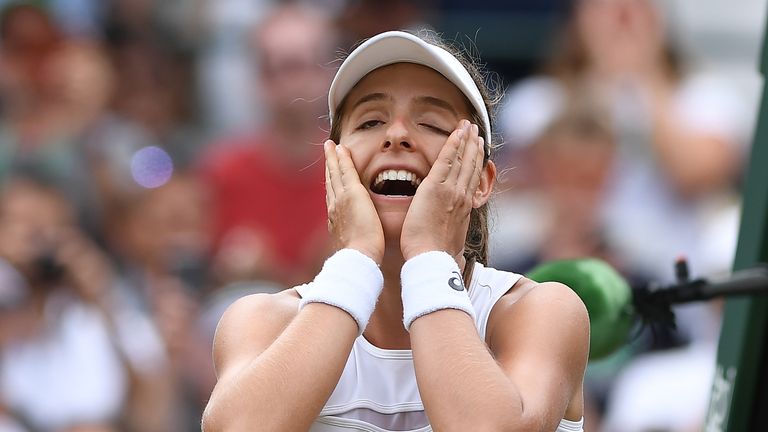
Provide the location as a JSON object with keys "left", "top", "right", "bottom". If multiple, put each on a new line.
{"left": 31, "top": 249, "right": 65, "bottom": 285}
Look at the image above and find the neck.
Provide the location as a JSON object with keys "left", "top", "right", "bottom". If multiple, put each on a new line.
{"left": 362, "top": 246, "right": 472, "bottom": 350}
{"left": 363, "top": 247, "right": 410, "bottom": 349}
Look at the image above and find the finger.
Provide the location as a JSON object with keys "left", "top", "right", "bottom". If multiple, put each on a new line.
{"left": 428, "top": 121, "right": 468, "bottom": 183}
{"left": 336, "top": 144, "right": 363, "bottom": 188}
{"left": 453, "top": 119, "right": 471, "bottom": 169}
{"left": 447, "top": 120, "right": 471, "bottom": 180}
{"left": 324, "top": 140, "right": 344, "bottom": 194}
{"left": 452, "top": 123, "right": 479, "bottom": 185}
{"left": 324, "top": 141, "right": 338, "bottom": 212}
{"left": 466, "top": 137, "right": 485, "bottom": 197}
{"left": 325, "top": 165, "right": 334, "bottom": 208}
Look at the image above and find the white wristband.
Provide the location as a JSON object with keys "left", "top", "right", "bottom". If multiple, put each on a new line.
{"left": 401, "top": 251, "right": 476, "bottom": 331}
{"left": 299, "top": 249, "right": 383, "bottom": 335}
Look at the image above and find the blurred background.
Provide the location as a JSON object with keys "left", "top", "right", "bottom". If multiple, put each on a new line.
{"left": 0, "top": 0, "right": 764, "bottom": 431}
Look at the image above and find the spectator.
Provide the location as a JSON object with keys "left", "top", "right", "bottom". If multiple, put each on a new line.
{"left": 494, "top": 0, "right": 749, "bottom": 429}
{"left": 496, "top": 0, "right": 749, "bottom": 283}
{"left": 103, "top": 1, "right": 202, "bottom": 156}
{"left": 492, "top": 94, "right": 621, "bottom": 274}
{"left": 0, "top": 4, "right": 126, "bottom": 238}
{"left": 0, "top": 173, "right": 172, "bottom": 432}
{"left": 200, "top": 3, "right": 338, "bottom": 287}
{"left": 105, "top": 171, "right": 216, "bottom": 431}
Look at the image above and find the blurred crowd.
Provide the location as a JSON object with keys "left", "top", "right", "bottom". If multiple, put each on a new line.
{"left": 0, "top": 0, "right": 762, "bottom": 431}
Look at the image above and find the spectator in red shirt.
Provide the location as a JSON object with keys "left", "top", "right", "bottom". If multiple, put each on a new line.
{"left": 200, "top": 4, "right": 338, "bottom": 287}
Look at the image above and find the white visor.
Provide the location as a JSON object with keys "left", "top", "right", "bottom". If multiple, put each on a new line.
{"left": 328, "top": 31, "right": 491, "bottom": 150}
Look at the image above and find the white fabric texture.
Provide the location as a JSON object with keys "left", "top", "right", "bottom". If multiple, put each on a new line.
{"left": 298, "top": 262, "right": 583, "bottom": 431}
{"left": 400, "top": 251, "right": 475, "bottom": 330}
{"left": 299, "top": 249, "right": 384, "bottom": 335}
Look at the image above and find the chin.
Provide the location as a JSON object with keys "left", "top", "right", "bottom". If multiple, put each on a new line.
{"left": 376, "top": 207, "right": 407, "bottom": 247}
{"left": 369, "top": 191, "right": 415, "bottom": 253}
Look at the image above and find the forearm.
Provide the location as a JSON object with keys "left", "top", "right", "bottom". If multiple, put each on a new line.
{"left": 410, "top": 310, "right": 531, "bottom": 431}
{"left": 203, "top": 303, "right": 357, "bottom": 432}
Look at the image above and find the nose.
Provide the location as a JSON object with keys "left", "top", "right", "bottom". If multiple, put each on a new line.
{"left": 382, "top": 117, "right": 412, "bottom": 152}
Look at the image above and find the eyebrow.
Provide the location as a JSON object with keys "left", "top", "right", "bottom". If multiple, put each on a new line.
{"left": 350, "top": 92, "right": 390, "bottom": 111}
{"left": 413, "top": 96, "right": 459, "bottom": 116}
{"left": 349, "top": 93, "right": 460, "bottom": 116}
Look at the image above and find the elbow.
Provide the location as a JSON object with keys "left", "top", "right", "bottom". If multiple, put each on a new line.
{"left": 441, "top": 408, "right": 542, "bottom": 432}
{"left": 486, "top": 407, "right": 547, "bottom": 432}
{"left": 473, "top": 416, "right": 537, "bottom": 432}
{"left": 496, "top": 417, "right": 545, "bottom": 432}
{"left": 201, "top": 398, "right": 232, "bottom": 432}
{"left": 201, "top": 403, "right": 219, "bottom": 432}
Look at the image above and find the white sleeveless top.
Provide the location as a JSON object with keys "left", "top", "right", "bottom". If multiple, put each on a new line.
{"left": 295, "top": 262, "right": 584, "bottom": 432}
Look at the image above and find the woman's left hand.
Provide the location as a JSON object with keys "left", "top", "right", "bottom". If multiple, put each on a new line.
{"left": 400, "top": 120, "right": 484, "bottom": 262}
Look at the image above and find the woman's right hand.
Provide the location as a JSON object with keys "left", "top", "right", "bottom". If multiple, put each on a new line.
{"left": 324, "top": 140, "right": 384, "bottom": 264}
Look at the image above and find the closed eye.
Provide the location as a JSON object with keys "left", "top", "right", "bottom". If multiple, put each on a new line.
{"left": 420, "top": 123, "right": 451, "bottom": 136}
{"left": 357, "top": 120, "right": 384, "bottom": 130}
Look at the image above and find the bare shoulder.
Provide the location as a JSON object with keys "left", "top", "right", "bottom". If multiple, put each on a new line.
{"left": 490, "top": 276, "right": 588, "bottom": 326}
{"left": 212, "top": 289, "right": 301, "bottom": 381}
{"left": 218, "top": 288, "right": 301, "bottom": 326}
{"left": 488, "top": 276, "right": 589, "bottom": 362}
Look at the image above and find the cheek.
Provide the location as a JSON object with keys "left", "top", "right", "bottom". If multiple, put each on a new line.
{"left": 339, "top": 136, "right": 372, "bottom": 177}
{"left": 419, "top": 135, "right": 447, "bottom": 167}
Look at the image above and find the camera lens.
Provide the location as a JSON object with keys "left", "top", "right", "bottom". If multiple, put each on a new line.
{"left": 32, "top": 251, "right": 65, "bottom": 285}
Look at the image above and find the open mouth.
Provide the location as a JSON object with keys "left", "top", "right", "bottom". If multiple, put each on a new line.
{"left": 370, "top": 169, "right": 422, "bottom": 197}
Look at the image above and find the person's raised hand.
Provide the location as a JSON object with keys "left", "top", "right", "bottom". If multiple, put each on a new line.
{"left": 324, "top": 140, "right": 385, "bottom": 264}
{"left": 589, "top": 0, "right": 665, "bottom": 85}
{"left": 55, "top": 228, "right": 115, "bottom": 307}
{"left": 400, "top": 120, "right": 484, "bottom": 263}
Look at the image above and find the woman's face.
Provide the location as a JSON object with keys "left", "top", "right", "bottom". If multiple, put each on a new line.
{"left": 575, "top": 0, "right": 663, "bottom": 69}
{"left": 338, "top": 63, "right": 473, "bottom": 241}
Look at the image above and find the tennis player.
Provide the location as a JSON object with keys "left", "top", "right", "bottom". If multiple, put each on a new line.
{"left": 203, "top": 30, "right": 589, "bottom": 432}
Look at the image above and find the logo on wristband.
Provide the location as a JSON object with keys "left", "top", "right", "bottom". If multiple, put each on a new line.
{"left": 448, "top": 271, "right": 465, "bottom": 291}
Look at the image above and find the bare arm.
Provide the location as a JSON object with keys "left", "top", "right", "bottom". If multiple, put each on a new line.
{"left": 654, "top": 131, "right": 737, "bottom": 197}
{"left": 202, "top": 292, "right": 358, "bottom": 431}
{"left": 204, "top": 140, "right": 385, "bottom": 431}
{"left": 410, "top": 280, "right": 589, "bottom": 431}
{"left": 399, "top": 120, "right": 586, "bottom": 429}
{"left": 647, "top": 83, "right": 740, "bottom": 197}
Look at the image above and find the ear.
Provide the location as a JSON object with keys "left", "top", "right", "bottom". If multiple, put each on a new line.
{"left": 472, "top": 160, "right": 496, "bottom": 208}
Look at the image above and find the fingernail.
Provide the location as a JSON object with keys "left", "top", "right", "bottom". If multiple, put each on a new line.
{"left": 457, "top": 128, "right": 465, "bottom": 139}
{"left": 471, "top": 124, "right": 478, "bottom": 135}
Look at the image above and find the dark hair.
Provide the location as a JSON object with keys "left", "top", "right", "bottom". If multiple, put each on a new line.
{"left": 329, "top": 30, "right": 501, "bottom": 281}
